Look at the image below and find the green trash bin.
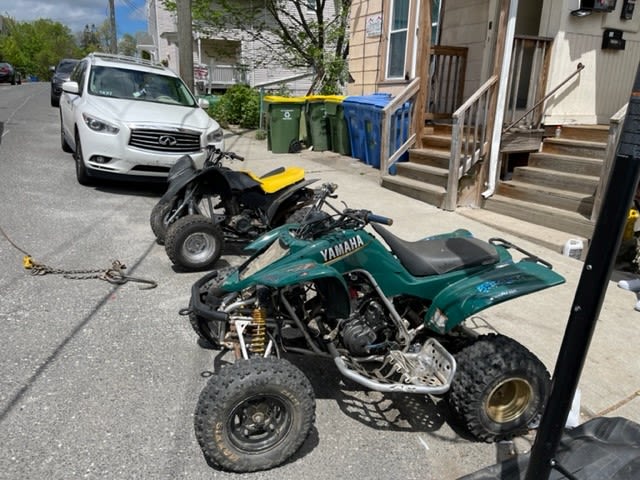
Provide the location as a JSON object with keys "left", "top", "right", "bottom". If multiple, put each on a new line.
{"left": 324, "top": 95, "right": 351, "bottom": 156}
{"left": 264, "top": 96, "right": 305, "bottom": 153}
{"left": 304, "top": 95, "right": 331, "bottom": 152}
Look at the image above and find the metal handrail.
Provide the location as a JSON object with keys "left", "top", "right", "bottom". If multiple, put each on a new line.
{"left": 503, "top": 62, "right": 585, "bottom": 133}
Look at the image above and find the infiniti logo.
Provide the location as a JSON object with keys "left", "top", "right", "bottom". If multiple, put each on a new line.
{"left": 158, "top": 135, "right": 177, "bottom": 146}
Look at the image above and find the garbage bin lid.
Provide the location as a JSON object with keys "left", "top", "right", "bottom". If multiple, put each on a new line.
{"left": 323, "top": 95, "right": 346, "bottom": 103}
{"left": 264, "top": 95, "right": 306, "bottom": 103}
{"left": 343, "top": 94, "right": 392, "bottom": 108}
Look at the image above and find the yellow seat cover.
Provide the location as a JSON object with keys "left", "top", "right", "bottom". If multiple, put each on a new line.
{"left": 244, "top": 166, "right": 306, "bottom": 194}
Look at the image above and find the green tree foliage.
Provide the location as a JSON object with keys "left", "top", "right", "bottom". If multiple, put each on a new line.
{"left": 161, "top": 0, "right": 351, "bottom": 94}
{"left": 210, "top": 84, "right": 260, "bottom": 129}
{"left": 118, "top": 33, "right": 137, "bottom": 57}
{"left": 0, "top": 17, "right": 81, "bottom": 79}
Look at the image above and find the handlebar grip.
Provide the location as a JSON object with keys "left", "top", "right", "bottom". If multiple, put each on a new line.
{"left": 366, "top": 213, "right": 393, "bottom": 226}
{"left": 226, "top": 152, "right": 244, "bottom": 161}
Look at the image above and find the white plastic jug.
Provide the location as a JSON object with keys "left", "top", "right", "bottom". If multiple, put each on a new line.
{"left": 563, "top": 239, "right": 583, "bottom": 259}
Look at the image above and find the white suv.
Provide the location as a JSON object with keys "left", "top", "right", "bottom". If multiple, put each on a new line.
{"left": 60, "top": 53, "right": 224, "bottom": 184}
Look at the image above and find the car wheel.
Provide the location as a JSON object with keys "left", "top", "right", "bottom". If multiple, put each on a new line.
{"left": 10, "top": 76, "right": 15, "bottom": 86}
{"left": 51, "top": 95, "right": 60, "bottom": 108}
{"left": 60, "top": 114, "right": 72, "bottom": 153}
{"left": 74, "top": 131, "right": 92, "bottom": 186}
{"left": 16, "top": 75, "right": 21, "bottom": 85}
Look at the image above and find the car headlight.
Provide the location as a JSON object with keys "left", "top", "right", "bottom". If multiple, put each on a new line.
{"left": 207, "top": 127, "right": 223, "bottom": 144}
{"left": 82, "top": 113, "right": 120, "bottom": 134}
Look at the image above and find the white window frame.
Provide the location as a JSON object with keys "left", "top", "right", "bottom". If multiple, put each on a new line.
{"left": 386, "top": 0, "right": 411, "bottom": 80}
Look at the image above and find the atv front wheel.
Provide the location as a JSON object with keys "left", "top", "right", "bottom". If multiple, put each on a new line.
{"left": 194, "top": 357, "right": 315, "bottom": 472}
{"left": 150, "top": 199, "right": 177, "bottom": 244}
{"left": 448, "top": 334, "right": 550, "bottom": 442}
{"left": 164, "top": 214, "right": 224, "bottom": 271}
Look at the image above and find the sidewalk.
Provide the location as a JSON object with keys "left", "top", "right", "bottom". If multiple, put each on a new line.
{"left": 224, "top": 129, "right": 640, "bottom": 431}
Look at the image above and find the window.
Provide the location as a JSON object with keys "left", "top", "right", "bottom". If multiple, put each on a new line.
{"left": 386, "top": 0, "right": 410, "bottom": 79}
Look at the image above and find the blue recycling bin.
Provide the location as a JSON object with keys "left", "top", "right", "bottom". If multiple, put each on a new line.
{"left": 343, "top": 94, "right": 410, "bottom": 172}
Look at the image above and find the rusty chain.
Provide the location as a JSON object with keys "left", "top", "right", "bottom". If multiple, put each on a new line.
{"left": 2, "top": 223, "right": 157, "bottom": 289}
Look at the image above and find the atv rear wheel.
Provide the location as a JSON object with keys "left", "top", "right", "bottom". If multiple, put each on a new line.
{"left": 448, "top": 334, "right": 550, "bottom": 442}
{"left": 149, "top": 199, "right": 177, "bottom": 244}
{"left": 194, "top": 357, "right": 315, "bottom": 472}
{"left": 164, "top": 214, "right": 224, "bottom": 271}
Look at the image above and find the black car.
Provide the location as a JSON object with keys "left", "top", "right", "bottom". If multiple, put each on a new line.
{"left": 0, "top": 62, "right": 21, "bottom": 85}
{"left": 50, "top": 58, "right": 79, "bottom": 107}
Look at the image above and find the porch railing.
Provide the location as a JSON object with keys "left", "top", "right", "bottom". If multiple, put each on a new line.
{"left": 380, "top": 78, "right": 420, "bottom": 175}
{"left": 444, "top": 75, "right": 499, "bottom": 211}
{"left": 592, "top": 103, "right": 628, "bottom": 221}
{"left": 504, "top": 35, "right": 553, "bottom": 130}
{"left": 427, "top": 46, "right": 468, "bottom": 120}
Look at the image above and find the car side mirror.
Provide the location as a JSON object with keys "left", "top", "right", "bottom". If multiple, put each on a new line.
{"left": 62, "top": 81, "right": 79, "bottom": 94}
{"left": 198, "top": 98, "right": 210, "bottom": 109}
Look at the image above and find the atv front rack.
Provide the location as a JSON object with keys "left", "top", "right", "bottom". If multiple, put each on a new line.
{"left": 327, "top": 339, "right": 456, "bottom": 395}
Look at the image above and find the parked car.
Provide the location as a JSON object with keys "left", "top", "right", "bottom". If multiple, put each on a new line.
{"left": 50, "top": 58, "right": 79, "bottom": 107}
{"left": 59, "top": 52, "right": 224, "bottom": 185}
{"left": 0, "top": 62, "right": 22, "bottom": 85}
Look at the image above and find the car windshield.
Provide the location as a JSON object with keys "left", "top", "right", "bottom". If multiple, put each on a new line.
{"left": 57, "top": 61, "right": 77, "bottom": 74}
{"left": 88, "top": 66, "right": 197, "bottom": 106}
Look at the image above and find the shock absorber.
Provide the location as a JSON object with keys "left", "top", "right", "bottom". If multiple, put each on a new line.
{"left": 249, "top": 306, "right": 267, "bottom": 354}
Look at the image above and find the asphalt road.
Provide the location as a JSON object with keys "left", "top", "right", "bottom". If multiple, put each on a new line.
{"left": 0, "top": 82, "right": 533, "bottom": 479}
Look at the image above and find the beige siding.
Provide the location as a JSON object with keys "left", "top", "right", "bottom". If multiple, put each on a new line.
{"left": 541, "top": 4, "right": 640, "bottom": 124}
{"left": 347, "top": 0, "right": 384, "bottom": 95}
{"left": 439, "top": 0, "right": 490, "bottom": 98}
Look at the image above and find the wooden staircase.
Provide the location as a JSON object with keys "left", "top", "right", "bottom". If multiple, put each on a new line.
{"left": 482, "top": 125, "right": 605, "bottom": 240}
{"left": 381, "top": 124, "right": 452, "bottom": 209}
{"left": 381, "top": 124, "right": 606, "bottom": 243}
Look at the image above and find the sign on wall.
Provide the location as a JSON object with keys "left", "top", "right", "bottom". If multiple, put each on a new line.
{"left": 366, "top": 14, "right": 383, "bottom": 37}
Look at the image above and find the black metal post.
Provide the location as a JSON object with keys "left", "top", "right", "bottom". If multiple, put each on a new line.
{"left": 525, "top": 64, "right": 640, "bottom": 479}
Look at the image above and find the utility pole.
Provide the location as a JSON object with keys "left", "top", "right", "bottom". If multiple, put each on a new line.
{"left": 108, "top": 0, "right": 117, "bottom": 54}
{"left": 177, "top": 0, "right": 194, "bottom": 91}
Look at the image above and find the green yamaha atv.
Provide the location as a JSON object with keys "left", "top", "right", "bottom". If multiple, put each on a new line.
{"left": 184, "top": 183, "right": 566, "bottom": 472}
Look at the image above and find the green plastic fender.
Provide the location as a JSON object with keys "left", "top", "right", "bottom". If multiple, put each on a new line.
{"left": 425, "top": 260, "right": 565, "bottom": 333}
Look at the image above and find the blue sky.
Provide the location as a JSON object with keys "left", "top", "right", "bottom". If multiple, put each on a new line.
{"left": 0, "top": 0, "right": 148, "bottom": 37}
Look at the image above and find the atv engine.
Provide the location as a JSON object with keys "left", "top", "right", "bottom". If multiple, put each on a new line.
{"left": 228, "top": 211, "right": 262, "bottom": 235}
{"left": 340, "top": 299, "right": 391, "bottom": 355}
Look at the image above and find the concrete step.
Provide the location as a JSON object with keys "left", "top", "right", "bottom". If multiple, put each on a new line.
{"left": 482, "top": 194, "right": 595, "bottom": 239}
{"left": 541, "top": 137, "right": 607, "bottom": 160}
{"left": 496, "top": 180, "right": 594, "bottom": 216}
{"left": 408, "top": 148, "right": 450, "bottom": 169}
{"left": 512, "top": 166, "right": 599, "bottom": 195}
{"left": 395, "top": 162, "right": 448, "bottom": 187}
{"left": 457, "top": 207, "right": 590, "bottom": 257}
{"left": 381, "top": 174, "right": 446, "bottom": 209}
{"left": 527, "top": 152, "right": 604, "bottom": 176}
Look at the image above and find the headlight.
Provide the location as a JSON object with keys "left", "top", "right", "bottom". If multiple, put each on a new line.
{"left": 82, "top": 113, "right": 119, "bottom": 134}
{"left": 207, "top": 127, "right": 223, "bottom": 144}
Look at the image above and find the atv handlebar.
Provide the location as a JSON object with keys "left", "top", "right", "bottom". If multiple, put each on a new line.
{"left": 204, "top": 147, "right": 245, "bottom": 167}
{"left": 366, "top": 213, "right": 393, "bottom": 226}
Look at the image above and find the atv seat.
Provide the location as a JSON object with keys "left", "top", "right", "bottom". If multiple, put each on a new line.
{"left": 245, "top": 166, "right": 305, "bottom": 194}
{"left": 371, "top": 224, "right": 500, "bottom": 276}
